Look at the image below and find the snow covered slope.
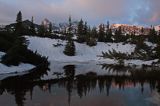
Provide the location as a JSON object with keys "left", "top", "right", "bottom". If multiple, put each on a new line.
{"left": 26, "top": 36, "right": 136, "bottom": 62}
{"left": 0, "top": 63, "right": 35, "bottom": 75}
{"left": 0, "top": 51, "right": 5, "bottom": 61}
{"left": 0, "top": 51, "right": 35, "bottom": 75}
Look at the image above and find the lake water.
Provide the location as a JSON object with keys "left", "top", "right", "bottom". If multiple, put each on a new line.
{"left": 0, "top": 62, "right": 160, "bottom": 106}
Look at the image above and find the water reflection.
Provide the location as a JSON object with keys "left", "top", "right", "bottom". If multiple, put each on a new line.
{"left": 0, "top": 63, "right": 160, "bottom": 106}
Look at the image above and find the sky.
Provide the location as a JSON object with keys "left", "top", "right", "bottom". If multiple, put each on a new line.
{"left": 0, "top": 0, "right": 160, "bottom": 26}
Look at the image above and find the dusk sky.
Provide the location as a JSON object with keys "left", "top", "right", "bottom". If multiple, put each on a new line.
{"left": 0, "top": 0, "right": 160, "bottom": 26}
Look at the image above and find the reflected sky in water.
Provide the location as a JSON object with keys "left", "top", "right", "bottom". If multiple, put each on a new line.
{"left": 0, "top": 62, "right": 159, "bottom": 106}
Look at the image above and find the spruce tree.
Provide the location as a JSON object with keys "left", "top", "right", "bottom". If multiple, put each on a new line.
{"left": 148, "top": 27, "right": 157, "bottom": 43}
{"left": 98, "top": 24, "right": 105, "bottom": 42}
{"left": 68, "top": 16, "right": 72, "bottom": 35}
{"left": 105, "top": 21, "right": 112, "bottom": 42}
{"left": 86, "top": 27, "right": 97, "bottom": 46}
{"left": 106, "top": 28, "right": 113, "bottom": 42}
{"left": 114, "top": 26, "right": 124, "bottom": 42}
{"left": 141, "top": 27, "right": 144, "bottom": 35}
{"left": 16, "top": 11, "right": 22, "bottom": 23}
{"left": 15, "top": 11, "right": 23, "bottom": 35}
{"left": 155, "top": 42, "right": 160, "bottom": 59}
{"left": 66, "top": 15, "right": 73, "bottom": 40}
{"left": 91, "top": 27, "right": 98, "bottom": 38}
{"left": 83, "top": 22, "right": 88, "bottom": 35}
{"left": 63, "top": 40, "right": 75, "bottom": 56}
{"left": 30, "top": 16, "right": 36, "bottom": 35}
{"left": 49, "top": 22, "right": 52, "bottom": 35}
{"left": 78, "top": 19, "right": 83, "bottom": 35}
{"left": 38, "top": 22, "right": 46, "bottom": 36}
{"left": 106, "top": 21, "right": 110, "bottom": 30}
{"left": 63, "top": 16, "right": 76, "bottom": 56}
{"left": 77, "top": 19, "right": 85, "bottom": 43}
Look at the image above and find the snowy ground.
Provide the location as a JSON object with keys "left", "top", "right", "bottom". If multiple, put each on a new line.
{"left": 26, "top": 36, "right": 135, "bottom": 61}
{"left": 0, "top": 51, "right": 5, "bottom": 61}
{"left": 26, "top": 36, "right": 158, "bottom": 66}
{"left": 0, "top": 63, "right": 35, "bottom": 75}
{"left": 0, "top": 51, "right": 35, "bottom": 78}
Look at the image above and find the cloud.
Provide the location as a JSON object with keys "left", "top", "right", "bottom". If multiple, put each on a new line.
{"left": 0, "top": 0, "right": 159, "bottom": 26}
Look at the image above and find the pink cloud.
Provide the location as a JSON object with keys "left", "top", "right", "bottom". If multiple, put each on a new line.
{"left": 0, "top": 0, "right": 160, "bottom": 25}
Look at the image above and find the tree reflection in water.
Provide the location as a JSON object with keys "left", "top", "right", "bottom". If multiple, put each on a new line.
{"left": 0, "top": 63, "right": 160, "bottom": 106}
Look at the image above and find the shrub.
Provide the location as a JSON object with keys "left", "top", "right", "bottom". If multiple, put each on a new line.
{"left": 86, "top": 38, "right": 97, "bottom": 47}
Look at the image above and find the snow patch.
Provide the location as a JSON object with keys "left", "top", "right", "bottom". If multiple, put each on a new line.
{"left": 0, "top": 51, "right": 5, "bottom": 61}
{"left": 26, "top": 36, "right": 136, "bottom": 62}
{"left": 0, "top": 63, "right": 35, "bottom": 75}
{"left": 145, "top": 41, "right": 157, "bottom": 48}
{"left": 26, "top": 36, "right": 158, "bottom": 67}
{"left": 125, "top": 59, "right": 158, "bottom": 66}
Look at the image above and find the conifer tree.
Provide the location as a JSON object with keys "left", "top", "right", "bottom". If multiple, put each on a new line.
{"left": 86, "top": 27, "right": 97, "bottom": 46}
{"left": 148, "top": 26, "right": 157, "bottom": 43}
{"left": 83, "top": 22, "right": 88, "bottom": 35}
{"left": 30, "top": 16, "right": 36, "bottom": 35}
{"left": 141, "top": 27, "right": 144, "bottom": 35}
{"left": 106, "top": 21, "right": 110, "bottom": 30}
{"left": 15, "top": 11, "right": 23, "bottom": 35}
{"left": 49, "top": 22, "right": 52, "bottom": 35}
{"left": 77, "top": 19, "right": 85, "bottom": 43}
{"left": 91, "top": 27, "right": 98, "bottom": 38}
{"left": 38, "top": 22, "right": 46, "bottom": 36}
{"left": 114, "top": 26, "right": 124, "bottom": 42}
{"left": 68, "top": 16, "right": 72, "bottom": 35}
{"left": 63, "top": 40, "right": 75, "bottom": 56}
{"left": 16, "top": 11, "right": 22, "bottom": 23}
{"left": 63, "top": 16, "right": 76, "bottom": 56}
{"left": 155, "top": 42, "right": 160, "bottom": 59}
{"left": 98, "top": 24, "right": 105, "bottom": 42}
{"left": 77, "top": 19, "right": 83, "bottom": 35}
{"left": 105, "top": 21, "right": 112, "bottom": 42}
{"left": 105, "top": 29, "right": 113, "bottom": 42}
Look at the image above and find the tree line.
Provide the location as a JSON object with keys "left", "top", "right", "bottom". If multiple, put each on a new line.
{"left": 7, "top": 11, "right": 160, "bottom": 57}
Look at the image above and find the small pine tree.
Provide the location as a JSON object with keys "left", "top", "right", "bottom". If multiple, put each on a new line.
{"left": 16, "top": 11, "right": 22, "bottom": 23}
{"left": 98, "top": 24, "right": 105, "bottom": 42}
{"left": 105, "top": 29, "right": 113, "bottom": 42}
{"left": 68, "top": 16, "right": 72, "bottom": 34}
{"left": 141, "top": 27, "right": 144, "bottom": 35}
{"left": 49, "top": 22, "right": 52, "bottom": 35}
{"left": 38, "top": 22, "right": 46, "bottom": 36}
{"left": 77, "top": 19, "right": 85, "bottom": 43}
{"left": 156, "top": 44, "right": 160, "bottom": 59}
{"left": 63, "top": 16, "right": 76, "bottom": 56}
{"left": 83, "top": 22, "right": 88, "bottom": 35}
{"left": 91, "top": 27, "right": 98, "bottom": 38}
{"left": 86, "top": 27, "right": 97, "bottom": 46}
{"left": 106, "top": 21, "right": 110, "bottom": 30}
{"left": 15, "top": 11, "right": 23, "bottom": 35}
{"left": 30, "top": 16, "right": 36, "bottom": 35}
{"left": 77, "top": 19, "right": 83, "bottom": 35}
{"left": 66, "top": 16, "right": 73, "bottom": 40}
{"left": 114, "top": 26, "right": 125, "bottom": 42}
{"left": 63, "top": 40, "right": 76, "bottom": 56}
{"left": 105, "top": 21, "right": 113, "bottom": 42}
{"left": 148, "top": 27, "right": 157, "bottom": 43}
